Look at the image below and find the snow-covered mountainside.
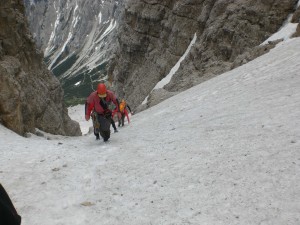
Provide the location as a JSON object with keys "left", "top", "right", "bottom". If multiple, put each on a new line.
{"left": 24, "top": 0, "right": 123, "bottom": 104}
{"left": 1, "top": 36, "right": 300, "bottom": 225}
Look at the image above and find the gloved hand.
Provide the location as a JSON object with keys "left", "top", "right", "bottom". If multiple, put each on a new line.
{"left": 85, "top": 114, "right": 90, "bottom": 121}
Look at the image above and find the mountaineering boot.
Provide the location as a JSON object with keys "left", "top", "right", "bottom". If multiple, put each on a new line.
{"left": 114, "top": 129, "right": 118, "bottom": 133}
{"left": 96, "top": 134, "right": 100, "bottom": 140}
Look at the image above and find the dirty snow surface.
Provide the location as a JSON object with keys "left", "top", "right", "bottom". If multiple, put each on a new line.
{"left": 1, "top": 38, "right": 300, "bottom": 225}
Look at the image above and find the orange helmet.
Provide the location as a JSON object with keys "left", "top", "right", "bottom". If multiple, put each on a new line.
{"left": 97, "top": 83, "right": 107, "bottom": 97}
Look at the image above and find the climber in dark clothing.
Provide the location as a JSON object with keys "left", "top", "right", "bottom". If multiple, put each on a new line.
{"left": 0, "top": 183, "right": 21, "bottom": 225}
{"left": 85, "top": 83, "right": 119, "bottom": 141}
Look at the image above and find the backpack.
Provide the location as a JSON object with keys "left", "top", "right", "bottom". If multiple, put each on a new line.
{"left": 119, "top": 100, "right": 126, "bottom": 113}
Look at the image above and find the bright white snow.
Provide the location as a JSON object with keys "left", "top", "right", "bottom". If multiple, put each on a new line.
{"left": 142, "top": 33, "right": 197, "bottom": 105}
{"left": 99, "top": 20, "right": 117, "bottom": 41}
{"left": 261, "top": 14, "right": 298, "bottom": 45}
{"left": 48, "top": 1, "right": 81, "bottom": 70}
{"left": 58, "top": 16, "right": 117, "bottom": 79}
{"left": 74, "top": 81, "right": 82, "bottom": 87}
{"left": 1, "top": 37, "right": 300, "bottom": 225}
{"left": 262, "top": 24, "right": 298, "bottom": 45}
{"left": 98, "top": 12, "right": 102, "bottom": 24}
{"left": 154, "top": 33, "right": 197, "bottom": 90}
{"left": 45, "top": 1, "right": 61, "bottom": 56}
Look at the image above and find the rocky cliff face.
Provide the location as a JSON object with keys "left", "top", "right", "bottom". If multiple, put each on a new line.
{"left": 0, "top": 0, "right": 81, "bottom": 136}
{"left": 24, "top": 0, "right": 123, "bottom": 105}
{"left": 110, "top": 0, "right": 299, "bottom": 110}
{"left": 292, "top": 2, "right": 300, "bottom": 37}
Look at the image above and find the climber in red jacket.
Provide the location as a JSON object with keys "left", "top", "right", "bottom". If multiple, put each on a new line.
{"left": 85, "top": 83, "right": 119, "bottom": 141}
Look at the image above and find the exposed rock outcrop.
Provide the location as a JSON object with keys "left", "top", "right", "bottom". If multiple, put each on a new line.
{"left": 292, "top": 23, "right": 300, "bottom": 37}
{"left": 110, "top": 0, "right": 298, "bottom": 110}
{"left": 292, "top": 4, "right": 300, "bottom": 37}
{"left": 292, "top": 4, "right": 300, "bottom": 22}
{"left": 0, "top": 0, "right": 81, "bottom": 136}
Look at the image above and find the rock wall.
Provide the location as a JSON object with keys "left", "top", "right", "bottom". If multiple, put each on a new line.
{"left": 110, "top": 0, "right": 298, "bottom": 110}
{"left": 0, "top": 0, "right": 81, "bottom": 136}
{"left": 292, "top": 3, "right": 300, "bottom": 37}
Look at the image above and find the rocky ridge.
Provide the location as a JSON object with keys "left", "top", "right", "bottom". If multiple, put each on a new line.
{"left": 109, "top": 0, "right": 299, "bottom": 111}
{"left": 0, "top": 0, "right": 81, "bottom": 136}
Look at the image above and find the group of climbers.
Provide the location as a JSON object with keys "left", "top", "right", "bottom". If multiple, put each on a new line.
{"left": 1, "top": 83, "right": 131, "bottom": 225}
{"left": 85, "top": 82, "right": 133, "bottom": 142}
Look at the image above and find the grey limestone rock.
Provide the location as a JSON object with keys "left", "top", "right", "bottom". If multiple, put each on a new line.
{"left": 0, "top": 0, "right": 81, "bottom": 136}
{"left": 110, "top": 0, "right": 298, "bottom": 110}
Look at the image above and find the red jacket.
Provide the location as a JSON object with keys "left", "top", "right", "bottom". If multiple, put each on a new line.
{"left": 112, "top": 108, "right": 130, "bottom": 123}
{"left": 85, "top": 90, "right": 118, "bottom": 117}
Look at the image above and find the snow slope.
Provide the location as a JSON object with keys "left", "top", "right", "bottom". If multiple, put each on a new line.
{"left": 1, "top": 37, "right": 300, "bottom": 224}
